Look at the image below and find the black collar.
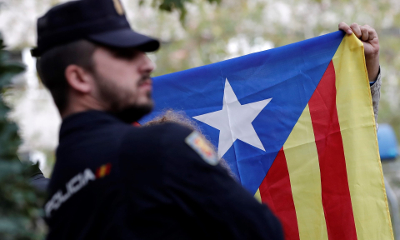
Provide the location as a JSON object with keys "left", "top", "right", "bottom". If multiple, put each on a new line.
{"left": 59, "top": 110, "right": 125, "bottom": 140}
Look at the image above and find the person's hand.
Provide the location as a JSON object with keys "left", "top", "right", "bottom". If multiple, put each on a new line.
{"left": 338, "top": 22, "right": 380, "bottom": 82}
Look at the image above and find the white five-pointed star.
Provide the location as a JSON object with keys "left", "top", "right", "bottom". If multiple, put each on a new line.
{"left": 193, "top": 78, "right": 272, "bottom": 158}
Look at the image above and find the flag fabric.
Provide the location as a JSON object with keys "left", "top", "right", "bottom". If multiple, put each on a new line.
{"left": 141, "top": 31, "right": 393, "bottom": 240}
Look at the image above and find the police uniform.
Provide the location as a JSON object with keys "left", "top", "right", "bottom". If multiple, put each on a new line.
{"left": 45, "top": 111, "right": 283, "bottom": 239}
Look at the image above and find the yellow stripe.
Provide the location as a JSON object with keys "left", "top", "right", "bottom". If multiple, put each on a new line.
{"left": 283, "top": 105, "right": 328, "bottom": 240}
{"left": 333, "top": 34, "right": 393, "bottom": 240}
{"left": 99, "top": 165, "right": 107, "bottom": 178}
{"left": 254, "top": 188, "right": 262, "bottom": 203}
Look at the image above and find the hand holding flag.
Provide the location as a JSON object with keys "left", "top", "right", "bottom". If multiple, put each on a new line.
{"left": 339, "top": 22, "right": 380, "bottom": 81}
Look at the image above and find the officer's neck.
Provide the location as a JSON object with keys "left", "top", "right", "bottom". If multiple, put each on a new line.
{"left": 61, "top": 93, "right": 108, "bottom": 120}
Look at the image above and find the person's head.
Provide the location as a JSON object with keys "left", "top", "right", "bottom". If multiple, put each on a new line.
{"left": 32, "top": 0, "right": 160, "bottom": 122}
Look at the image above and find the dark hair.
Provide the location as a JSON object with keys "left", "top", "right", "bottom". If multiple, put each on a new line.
{"left": 36, "top": 40, "right": 97, "bottom": 113}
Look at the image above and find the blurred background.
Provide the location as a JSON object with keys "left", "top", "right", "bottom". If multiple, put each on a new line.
{"left": 0, "top": 0, "right": 400, "bottom": 236}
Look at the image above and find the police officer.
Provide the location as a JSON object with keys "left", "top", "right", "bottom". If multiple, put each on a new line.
{"left": 32, "top": 0, "right": 283, "bottom": 239}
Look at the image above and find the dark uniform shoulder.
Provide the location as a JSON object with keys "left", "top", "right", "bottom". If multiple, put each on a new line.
{"left": 130, "top": 122, "right": 193, "bottom": 140}
{"left": 120, "top": 122, "right": 195, "bottom": 158}
{"left": 119, "top": 122, "right": 283, "bottom": 239}
{"left": 118, "top": 122, "right": 196, "bottom": 183}
{"left": 158, "top": 122, "right": 195, "bottom": 137}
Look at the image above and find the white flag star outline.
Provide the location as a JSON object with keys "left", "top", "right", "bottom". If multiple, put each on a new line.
{"left": 193, "top": 78, "right": 272, "bottom": 158}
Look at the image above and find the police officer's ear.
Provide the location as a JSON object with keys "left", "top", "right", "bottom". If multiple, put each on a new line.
{"left": 65, "top": 64, "right": 93, "bottom": 94}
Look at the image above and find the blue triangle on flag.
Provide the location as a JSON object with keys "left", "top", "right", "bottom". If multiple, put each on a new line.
{"left": 141, "top": 31, "right": 345, "bottom": 194}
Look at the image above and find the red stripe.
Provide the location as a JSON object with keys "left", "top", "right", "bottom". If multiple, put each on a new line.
{"left": 105, "top": 163, "right": 112, "bottom": 175}
{"left": 308, "top": 61, "right": 357, "bottom": 240}
{"left": 95, "top": 167, "right": 102, "bottom": 178}
{"left": 259, "top": 148, "right": 300, "bottom": 240}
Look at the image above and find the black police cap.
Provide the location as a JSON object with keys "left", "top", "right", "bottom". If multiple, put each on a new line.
{"left": 31, "top": 0, "right": 160, "bottom": 57}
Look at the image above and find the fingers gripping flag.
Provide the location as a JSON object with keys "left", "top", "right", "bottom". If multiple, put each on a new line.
{"left": 141, "top": 32, "right": 393, "bottom": 240}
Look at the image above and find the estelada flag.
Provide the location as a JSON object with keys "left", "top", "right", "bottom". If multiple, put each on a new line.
{"left": 141, "top": 31, "right": 393, "bottom": 240}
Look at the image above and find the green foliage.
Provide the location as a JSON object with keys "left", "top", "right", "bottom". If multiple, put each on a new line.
{"left": 141, "top": 0, "right": 221, "bottom": 22}
{"left": 0, "top": 34, "right": 46, "bottom": 240}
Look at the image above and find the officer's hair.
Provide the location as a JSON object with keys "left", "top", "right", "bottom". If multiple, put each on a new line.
{"left": 37, "top": 40, "right": 97, "bottom": 113}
